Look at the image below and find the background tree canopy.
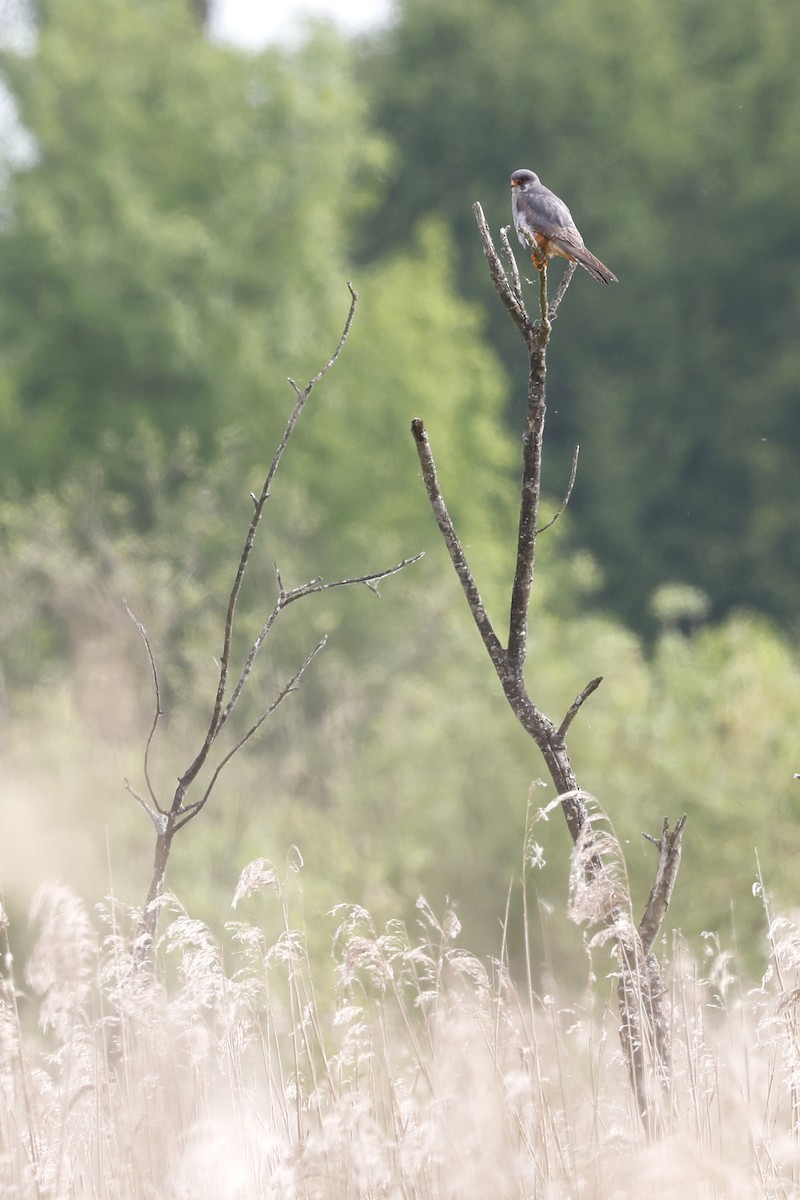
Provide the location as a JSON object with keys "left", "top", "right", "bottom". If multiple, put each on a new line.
{"left": 359, "top": 0, "right": 800, "bottom": 633}
{"left": 0, "top": 0, "right": 798, "bottom": 974}
{"left": 0, "top": 0, "right": 384, "bottom": 504}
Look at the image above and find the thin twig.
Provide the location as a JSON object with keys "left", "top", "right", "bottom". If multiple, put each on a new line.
{"left": 472, "top": 203, "right": 534, "bottom": 342}
{"left": 536, "top": 445, "right": 580, "bottom": 535}
{"left": 638, "top": 815, "right": 688, "bottom": 954}
{"left": 549, "top": 261, "right": 577, "bottom": 318}
{"left": 180, "top": 284, "right": 360, "bottom": 797}
{"left": 297, "top": 281, "right": 359, "bottom": 393}
{"left": 219, "top": 553, "right": 424, "bottom": 732}
{"left": 175, "top": 636, "right": 329, "bottom": 830}
{"left": 557, "top": 675, "right": 604, "bottom": 742}
{"left": 499, "top": 225, "right": 524, "bottom": 308}
{"left": 123, "top": 779, "right": 167, "bottom": 832}
{"left": 124, "top": 600, "right": 164, "bottom": 812}
{"left": 219, "top": 602, "right": 282, "bottom": 731}
{"left": 280, "top": 555, "right": 424, "bottom": 605}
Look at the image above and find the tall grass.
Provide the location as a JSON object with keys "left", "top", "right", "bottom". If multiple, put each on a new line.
{"left": 1, "top": 863, "right": 799, "bottom": 1199}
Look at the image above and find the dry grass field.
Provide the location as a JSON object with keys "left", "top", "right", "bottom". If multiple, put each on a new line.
{"left": 2, "top": 861, "right": 800, "bottom": 1200}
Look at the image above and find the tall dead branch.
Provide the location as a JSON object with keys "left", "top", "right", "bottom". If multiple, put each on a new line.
{"left": 410, "top": 207, "right": 685, "bottom": 1135}
{"left": 128, "top": 285, "right": 421, "bottom": 953}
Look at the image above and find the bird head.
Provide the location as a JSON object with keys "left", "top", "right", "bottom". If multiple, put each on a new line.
{"left": 510, "top": 169, "right": 540, "bottom": 191}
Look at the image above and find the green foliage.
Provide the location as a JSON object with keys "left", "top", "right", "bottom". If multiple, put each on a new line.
{"left": 359, "top": 0, "right": 800, "bottom": 631}
{"left": 1, "top": 0, "right": 798, "bottom": 994}
{"left": 4, "top": 437, "right": 798, "bottom": 976}
{"left": 566, "top": 614, "right": 800, "bottom": 959}
{"left": 0, "top": 0, "right": 385, "bottom": 499}
{"left": 280, "top": 219, "right": 517, "bottom": 596}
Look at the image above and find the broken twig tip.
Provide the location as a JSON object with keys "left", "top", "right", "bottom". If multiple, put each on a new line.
{"left": 556, "top": 675, "right": 603, "bottom": 742}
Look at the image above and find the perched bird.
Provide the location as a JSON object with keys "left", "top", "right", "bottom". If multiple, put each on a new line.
{"left": 510, "top": 168, "right": 618, "bottom": 285}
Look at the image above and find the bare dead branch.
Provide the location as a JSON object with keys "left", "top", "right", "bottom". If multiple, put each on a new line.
{"left": 280, "top": 554, "right": 425, "bottom": 606}
{"left": 124, "top": 600, "right": 164, "bottom": 812}
{"left": 536, "top": 444, "right": 580, "bottom": 535}
{"left": 506, "top": 316, "right": 547, "bottom": 674}
{"left": 180, "top": 285, "right": 360, "bottom": 797}
{"left": 617, "top": 941, "right": 673, "bottom": 1138}
{"left": 299, "top": 281, "right": 359, "bottom": 392}
{"left": 411, "top": 418, "right": 505, "bottom": 673}
{"left": 412, "top": 220, "right": 585, "bottom": 842}
{"left": 557, "top": 675, "right": 604, "bottom": 742}
{"left": 473, "top": 203, "right": 535, "bottom": 343}
{"left": 638, "top": 815, "right": 688, "bottom": 954}
{"left": 218, "top": 601, "right": 282, "bottom": 732}
{"left": 472, "top": 202, "right": 551, "bottom": 677}
{"left": 499, "top": 225, "right": 524, "bottom": 308}
{"left": 537, "top": 258, "right": 551, "bottom": 335}
{"left": 124, "top": 779, "right": 167, "bottom": 832}
{"left": 412, "top": 198, "right": 684, "bottom": 1137}
{"left": 549, "top": 261, "right": 577, "bottom": 319}
{"left": 175, "top": 636, "right": 329, "bottom": 831}
{"left": 219, "top": 553, "right": 424, "bottom": 734}
{"left": 131, "top": 283, "right": 420, "bottom": 952}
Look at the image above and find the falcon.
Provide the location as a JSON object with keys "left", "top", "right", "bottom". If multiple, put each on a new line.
{"left": 510, "top": 168, "right": 618, "bottom": 285}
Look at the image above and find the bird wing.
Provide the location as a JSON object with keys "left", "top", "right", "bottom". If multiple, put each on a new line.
{"left": 514, "top": 186, "right": 586, "bottom": 254}
{"left": 513, "top": 182, "right": 617, "bottom": 283}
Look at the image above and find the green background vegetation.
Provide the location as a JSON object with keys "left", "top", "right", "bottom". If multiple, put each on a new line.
{"left": 1, "top": 0, "right": 799, "bottom": 977}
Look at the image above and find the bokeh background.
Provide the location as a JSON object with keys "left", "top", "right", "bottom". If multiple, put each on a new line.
{"left": 1, "top": 0, "right": 799, "bottom": 977}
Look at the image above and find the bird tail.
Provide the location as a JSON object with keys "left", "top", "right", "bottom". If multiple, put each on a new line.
{"left": 574, "top": 247, "right": 618, "bottom": 285}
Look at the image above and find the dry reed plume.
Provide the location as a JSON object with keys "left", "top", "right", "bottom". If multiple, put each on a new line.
{"left": 2, "top": 858, "right": 800, "bottom": 1199}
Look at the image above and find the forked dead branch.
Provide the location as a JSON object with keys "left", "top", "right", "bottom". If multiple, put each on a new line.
{"left": 127, "top": 285, "right": 421, "bottom": 952}
{"left": 411, "top": 204, "right": 686, "bottom": 1136}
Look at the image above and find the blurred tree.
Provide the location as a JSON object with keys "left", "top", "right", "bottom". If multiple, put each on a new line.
{"left": 1, "top": 0, "right": 798, "bottom": 986}
{"left": 279, "top": 219, "right": 517, "bottom": 599}
{"left": 5, "top": 454, "right": 799, "bottom": 978}
{"left": 0, "top": 0, "right": 385, "bottom": 509}
{"left": 0, "top": 0, "right": 535, "bottom": 957}
{"left": 358, "top": 0, "right": 800, "bottom": 632}
{"left": 0, "top": 215, "right": 520, "bottom": 689}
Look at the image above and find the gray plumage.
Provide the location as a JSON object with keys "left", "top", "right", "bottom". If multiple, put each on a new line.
{"left": 510, "top": 168, "right": 618, "bottom": 285}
